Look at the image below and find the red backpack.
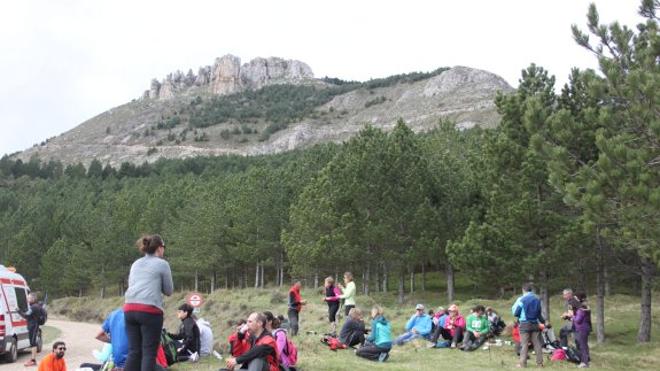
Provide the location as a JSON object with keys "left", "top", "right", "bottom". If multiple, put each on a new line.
{"left": 273, "top": 329, "right": 298, "bottom": 366}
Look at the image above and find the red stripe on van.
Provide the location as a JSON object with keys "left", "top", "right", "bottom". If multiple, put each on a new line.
{"left": 11, "top": 279, "right": 25, "bottom": 286}
{"left": 0, "top": 278, "right": 11, "bottom": 284}
{"left": 11, "top": 320, "right": 27, "bottom": 326}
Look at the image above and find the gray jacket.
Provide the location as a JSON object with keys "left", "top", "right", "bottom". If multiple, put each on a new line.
{"left": 125, "top": 254, "right": 173, "bottom": 311}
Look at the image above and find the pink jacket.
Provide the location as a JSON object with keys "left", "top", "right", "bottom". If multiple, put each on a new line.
{"left": 324, "top": 286, "right": 341, "bottom": 302}
{"left": 443, "top": 314, "right": 466, "bottom": 336}
{"left": 273, "top": 329, "right": 292, "bottom": 368}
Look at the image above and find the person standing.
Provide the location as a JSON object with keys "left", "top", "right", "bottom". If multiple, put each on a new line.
{"left": 19, "top": 293, "right": 45, "bottom": 367}
{"left": 322, "top": 277, "right": 341, "bottom": 335}
{"left": 338, "top": 272, "right": 356, "bottom": 317}
{"left": 37, "top": 342, "right": 67, "bottom": 371}
{"left": 560, "top": 288, "right": 581, "bottom": 347}
{"left": 573, "top": 293, "right": 592, "bottom": 368}
{"left": 287, "top": 280, "right": 306, "bottom": 336}
{"left": 124, "top": 234, "right": 173, "bottom": 371}
{"left": 512, "top": 283, "right": 545, "bottom": 368}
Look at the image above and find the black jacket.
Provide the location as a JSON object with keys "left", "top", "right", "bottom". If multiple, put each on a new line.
{"left": 170, "top": 317, "right": 200, "bottom": 353}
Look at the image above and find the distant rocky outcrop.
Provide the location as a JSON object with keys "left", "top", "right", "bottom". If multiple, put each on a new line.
{"left": 144, "top": 55, "right": 314, "bottom": 100}
{"left": 16, "top": 60, "right": 514, "bottom": 167}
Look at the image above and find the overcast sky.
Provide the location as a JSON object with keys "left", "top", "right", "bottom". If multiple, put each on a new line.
{"left": 0, "top": 0, "right": 643, "bottom": 156}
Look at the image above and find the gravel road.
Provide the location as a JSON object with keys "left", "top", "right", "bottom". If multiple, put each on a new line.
{"left": 0, "top": 319, "right": 101, "bottom": 371}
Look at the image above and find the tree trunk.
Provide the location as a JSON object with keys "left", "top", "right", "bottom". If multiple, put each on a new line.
{"left": 596, "top": 229, "right": 606, "bottom": 344}
{"left": 361, "top": 271, "right": 366, "bottom": 294}
{"left": 398, "top": 270, "right": 405, "bottom": 304}
{"left": 375, "top": 265, "right": 381, "bottom": 292}
{"left": 539, "top": 270, "right": 550, "bottom": 321}
{"left": 365, "top": 263, "right": 370, "bottom": 296}
{"left": 382, "top": 263, "right": 388, "bottom": 293}
{"left": 194, "top": 270, "right": 199, "bottom": 292}
{"left": 260, "top": 263, "right": 265, "bottom": 288}
{"left": 638, "top": 257, "right": 655, "bottom": 342}
{"left": 446, "top": 263, "right": 455, "bottom": 303}
{"left": 254, "top": 262, "right": 260, "bottom": 289}
{"left": 604, "top": 264, "right": 611, "bottom": 296}
{"left": 421, "top": 264, "right": 426, "bottom": 292}
{"left": 211, "top": 271, "right": 216, "bottom": 293}
{"left": 409, "top": 268, "right": 415, "bottom": 294}
{"left": 314, "top": 270, "right": 319, "bottom": 289}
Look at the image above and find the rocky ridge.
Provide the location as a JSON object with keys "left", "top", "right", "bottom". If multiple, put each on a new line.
{"left": 144, "top": 55, "right": 314, "bottom": 100}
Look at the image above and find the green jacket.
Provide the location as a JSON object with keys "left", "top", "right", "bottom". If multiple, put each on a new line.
{"left": 466, "top": 313, "right": 489, "bottom": 334}
{"left": 339, "top": 281, "right": 356, "bottom": 306}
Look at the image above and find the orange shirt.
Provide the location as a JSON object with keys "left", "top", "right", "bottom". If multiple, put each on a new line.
{"left": 38, "top": 353, "right": 67, "bottom": 371}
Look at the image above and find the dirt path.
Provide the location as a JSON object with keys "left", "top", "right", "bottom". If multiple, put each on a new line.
{"left": 1, "top": 319, "right": 101, "bottom": 371}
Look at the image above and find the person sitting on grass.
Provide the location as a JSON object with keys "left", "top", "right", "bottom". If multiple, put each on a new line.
{"left": 428, "top": 303, "right": 465, "bottom": 348}
{"left": 228, "top": 319, "right": 250, "bottom": 358}
{"left": 356, "top": 305, "right": 392, "bottom": 362}
{"left": 433, "top": 306, "right": 449, "bottom": 329}
{"left": 264, "top": 311, "right": 297, "bottom": 371}
{"left": 339, "top": 307, "right": 366, "bottom": 348}
{"left": 462, "top": 305, "right": 491, "bottom": 351}
{"left": 486, "top": 307, "right": 506, "bottom": 336}
{"left": 168, "top": 303, "right": 200, "bottom": 362}
{"left": 394, "top": 304, "right": 432, "bottom": 345}
{"left": 224, "top": 312, "right": 279, "bottom": 371}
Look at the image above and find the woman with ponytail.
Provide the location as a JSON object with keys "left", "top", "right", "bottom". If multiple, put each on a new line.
{"left": 124, "top": 234, "right": 173, "bottom": 371}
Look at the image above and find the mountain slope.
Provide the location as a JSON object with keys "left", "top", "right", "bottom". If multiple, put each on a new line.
{"left": 16, "top": 56, "right": 513, "bottom": 166}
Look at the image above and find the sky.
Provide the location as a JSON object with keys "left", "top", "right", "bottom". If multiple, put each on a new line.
{"left": 0, "top": 0, "right": 644, "bottom": 156}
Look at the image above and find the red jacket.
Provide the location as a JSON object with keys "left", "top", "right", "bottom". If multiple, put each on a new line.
{"left": 228, "top": 331, "right": 250, "bottom": 357}
{"left": 236, "top": 331, "right": 280, "bottom": 371}
{"left": 288, "top": 285, "right": 303, "bottom": 312}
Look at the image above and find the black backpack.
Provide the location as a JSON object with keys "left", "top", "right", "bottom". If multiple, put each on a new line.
{"left": 564, "top": 345, "right": 581, "bottom": 364}
{"left": 36, "top": 305, "right": 47, "bottom": 326}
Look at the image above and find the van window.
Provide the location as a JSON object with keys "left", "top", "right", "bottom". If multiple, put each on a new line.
{"left": 14, "top": 288, "right": 28, "bottom": 312}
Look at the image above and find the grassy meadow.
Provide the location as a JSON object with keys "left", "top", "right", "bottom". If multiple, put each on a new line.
{"left": 49, "top": 274, "right": 660, "bottom": 370}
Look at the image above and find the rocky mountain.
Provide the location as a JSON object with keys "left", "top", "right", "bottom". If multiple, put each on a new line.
{"left": 16, "top": 55, "right": 513, "bottom": 166}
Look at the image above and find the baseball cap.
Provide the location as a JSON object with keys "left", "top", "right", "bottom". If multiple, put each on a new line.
{"left": 415, "top": 304, "right": 425, "bottom": 310}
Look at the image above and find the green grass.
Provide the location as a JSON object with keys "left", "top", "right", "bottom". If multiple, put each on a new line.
{"left": 51, "top": 286, "right": 660, "bottom": 370}
{"left": 41, "top": 325, "right": 61, "bottom": 345}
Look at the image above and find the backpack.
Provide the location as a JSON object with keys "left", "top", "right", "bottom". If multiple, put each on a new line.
{"left": 37, "top": 305, "right": 47, "bottom": 326}
{"left": 274, "top": 329, "right": 298, "bottom": 366}
{"left": 160, "top": 329, "right": 178, "bottom": 366}
{"left": 564, "top": 346, "right": 581, "bottom": 364}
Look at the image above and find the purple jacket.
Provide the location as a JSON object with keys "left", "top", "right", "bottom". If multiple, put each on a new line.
{"left": 573, "top": 307, "right": 591, "bottom": 333}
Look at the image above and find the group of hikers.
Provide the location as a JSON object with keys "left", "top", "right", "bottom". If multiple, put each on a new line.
{"left": 27, "top": 233, "right": 592, "bottom": 370}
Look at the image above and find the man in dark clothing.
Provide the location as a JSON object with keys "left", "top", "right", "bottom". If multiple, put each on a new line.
{"left": 169, "top": 303, "right": 200, "bottom": 362}
{"left": 225, "top": 312, "right": 279, "bottom": 371}
{"left": 287, "top": 281, "right": 306, "bottom": 336}
{"left": 512, "top": 283, "right": 545, "bottom": 368}
{"left": 560, "top": 288, "right": 582, "bottom": 347}
{"left": 339, "top": 308, "right": 366, "bottom": 347}
{"left": 19, "top": 293, "right": 44, "bottom": 367}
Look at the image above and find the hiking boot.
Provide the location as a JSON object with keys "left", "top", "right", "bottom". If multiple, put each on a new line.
{"left": 426, "top": 342, "right": 436, "bottom": 349}
{"left": 450, "top": 342, "right": 457, "bottom": 348}
{"left": 378, "top": 352, "right": 389, "bottom": 362}
{"left": 577, "top": 363, "right": 589, "bottom": 368}
{"left": 24, "top": 359, "right": 37, "bottom": 367}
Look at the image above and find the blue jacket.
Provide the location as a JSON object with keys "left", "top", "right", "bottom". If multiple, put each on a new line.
{"left": 512, "top": 291, "right": 545, "bottom": 324}
{"left": 405, "top": 313, "right": 432, "bottom": 336}
{"left": 367, "top": 316, "right": 392, "bottom": 349}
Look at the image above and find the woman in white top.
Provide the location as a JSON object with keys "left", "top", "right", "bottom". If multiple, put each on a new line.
{"left": 338, "top": 272, "right": 357, "bottom": 316}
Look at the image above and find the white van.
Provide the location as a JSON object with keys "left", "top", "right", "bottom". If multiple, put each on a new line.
{"left": 0, "top": 265, "right": 42, "bottom": 363}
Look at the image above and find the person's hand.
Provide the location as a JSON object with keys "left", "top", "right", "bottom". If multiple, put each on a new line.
{"left": 226, "top": 357, "right": 237, "bottom": 369}
{"left": 474, "top": 332, "right": 480, "bottom": 339}
{"left": 337, "top": 283, "right": 344, "bottom": 289}
{"left": 447, "top": 324, "right": 453, "bottom": 330}
{"left": 411, "top": 329, "right": 418, "bottom": 334}
{"left": 301, "top": 300, "right": 307, "bottom": 305}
